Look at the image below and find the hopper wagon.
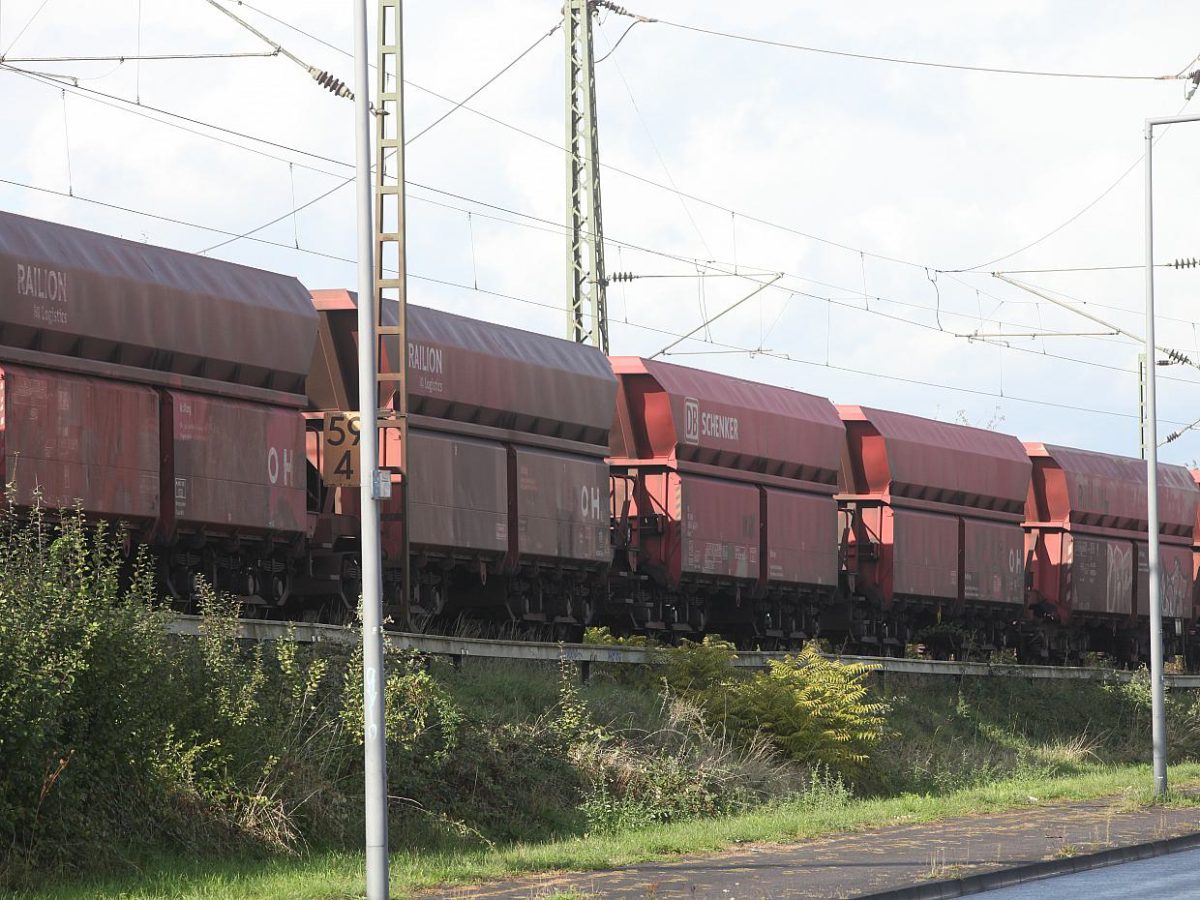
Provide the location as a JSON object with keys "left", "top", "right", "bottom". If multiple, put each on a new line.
{"left": 607, "top": 356, "right": 844, "bottom": 644}
{"left": 305, "top": 289, "right": 615, "bottom": 629}
{"left": 1024, "top": 444, "right": 1198, "bottom": 663}
{"left": 836, "top": 406, "right": 1032, "bottom": 656}
{"left": 0, "top": 209, "right": 314, "bottom": 609}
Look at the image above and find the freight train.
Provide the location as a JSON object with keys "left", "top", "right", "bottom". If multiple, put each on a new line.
{"left": 2, "top": 210, "right": 1197, "bottom": 666}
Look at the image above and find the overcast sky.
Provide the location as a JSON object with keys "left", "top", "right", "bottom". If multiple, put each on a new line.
{"left": 2, "top": 1, "right": 1199, "bottom": 463}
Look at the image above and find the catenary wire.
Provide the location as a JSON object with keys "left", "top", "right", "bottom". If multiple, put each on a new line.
{"left": 1, "top": 50, "right": 278, "bottom": 62}
{"left": 3, "top": 21, "right": 1194, "bottom": 385}
{"left": 406, "top": 20, "right": 561, "bottom": 144}
{"left": 196, "top": 19, "right": 561, "bottom": 252}
{"left": 1, "top": 61, "right": 1180, "bottom": 383}
{"left": 215, "top": 0, "right": 936, "bottom": 272}
{"left": 208, "top": 1, "right": 1200, "bottom": 284}
{"left": 3, "top": 170, "right": 1195, "bottom": 429}
{"left": 609, "top": 7, "right": 1194, "bottom": 82}
{"left": 945, "top": 94, "right": 1195, "bottom": 272}
{"left": 2, "top": 0, "right": 52, "bottom": 56}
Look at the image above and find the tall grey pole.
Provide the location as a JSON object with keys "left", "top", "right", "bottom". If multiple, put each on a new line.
{"left": 1144, "top": 119, "right": 1167, "bottom": 796}
{"left": 354, "top": 0, "right": 390, "bottom": 893}
{"left": 1143, "top": 111, "right": 1200, "bottom": 796}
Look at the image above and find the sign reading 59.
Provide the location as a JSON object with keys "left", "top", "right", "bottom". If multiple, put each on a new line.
{"left": 322, "top": 411, "right": 362, "bottom": 486}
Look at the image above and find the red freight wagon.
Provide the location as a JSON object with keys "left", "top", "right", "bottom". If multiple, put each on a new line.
{"left": 306, "top": 290, "right": 616, "bottom": 629}
{"left": 0, "top": 210, "right": 317, "bottom": 609}
{"left": 1193, "top": 469, "right": 1200, "bottom": 630}
{"left": 838, "top": 406, "right": 1031, "bottom": 655}
{"left": 0, "top": 364, "right": 159, "bottom": 523}
{"left": 1024, "top": 443, "right": 1198, "bottom": 662}
{"left": 609, "top": 357, "right": 844, "bottom": 643}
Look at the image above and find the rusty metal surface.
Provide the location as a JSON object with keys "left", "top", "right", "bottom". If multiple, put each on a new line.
{"left": 1193, "top": 468, "right": 1200, "bottom": 621}
{"left": 1025, "top": 445, "right": 1198, "bottom": 621}
{"left": 512, "top": 447, "right": 610, "bottom": 566}
{"left": 0, "top": 364, "right": 158, "bottom": 522}
{"left": 309, "top": 290, "right": 616, "bottom": 448}
{"left": 1026, "top": 443, "right": 1198, "bottom": 535}
{"left": 406, "top": 430, "right": 508, "bottom": 555}
{"left": 891, "top": 507, "right": 960, "bottom": 600}
{"left": 1071, "top": 534, "right": 1120, "bottom": 615}
{"left": 1137, "top": 542, "right": 1193, "bottom": 619}
{"left": 165, "top": 391, "right": 306, "bottom": 536}
{"left": 609, "top": 356, "right": 844, "bottom": 486}
{"left": 763, "top": 488, "right": 838, "bottom": 588}
{"left": 0, "top": 210, "right": 316, "bottom": 395}
{"left": 840, "top": 405, "right": 1031, "bottom": 514}
{"left": 963, "top": 517, "right": 1025, "bottom": 606}
{"left": 678, "top": 474, "right": 760, "bottom": 581}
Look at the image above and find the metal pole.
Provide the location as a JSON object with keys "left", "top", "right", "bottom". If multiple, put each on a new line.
{"left": 564, "top": 0, "right": 609, "bottom": 352}
{"left": 1138, "top": 353, "right": 1146, "bottom": 460}
{"left": 1144, "top": 119, "right": 1167, "bottom": 796}
{"left": 353, "top": 0, "right": 390, "bottom": 892}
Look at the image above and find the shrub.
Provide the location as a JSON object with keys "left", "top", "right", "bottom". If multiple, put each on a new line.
{"left": 726, "top": 645, "right": 890, "bottom": 771}
{"left": 662, "top": 635, "right": 738, "bottom": 697}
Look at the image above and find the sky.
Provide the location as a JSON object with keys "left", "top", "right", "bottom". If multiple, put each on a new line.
{"left": 1, "top": 1, "right": 1199, "bottom": 464}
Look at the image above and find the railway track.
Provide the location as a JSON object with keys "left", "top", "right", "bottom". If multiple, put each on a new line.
{"left": 165, "top": 615, "right": 1200, "bottom": 687}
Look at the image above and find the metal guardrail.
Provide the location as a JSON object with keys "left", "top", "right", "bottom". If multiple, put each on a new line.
{"left": 165, "top": 615, "right": 1200, "bottom": 687}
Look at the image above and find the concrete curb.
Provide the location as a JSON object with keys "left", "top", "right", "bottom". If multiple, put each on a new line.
{"left": 859, "top": 829, "right": 1200, "bottom": 899}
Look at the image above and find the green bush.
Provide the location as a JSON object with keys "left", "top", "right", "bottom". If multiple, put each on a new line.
{"left": 662, "top": 635, "right": 738, "bottom": 698}
{"left": 725, "top": 645, "right": 889, "bottom": 771}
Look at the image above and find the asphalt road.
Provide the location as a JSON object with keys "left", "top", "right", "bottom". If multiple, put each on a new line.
{"left": 441, "top": 798, "right": 1200, "bottom": 899}
{"left": 974, "top": 847, "right": 1200, "bottom": 899}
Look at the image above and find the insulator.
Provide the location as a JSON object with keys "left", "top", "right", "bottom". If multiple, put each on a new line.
{"left": 309, "top": 67, "right": 353, "bottom": 100}
{"left": 1172, "top": 257, "right": 1199, "bottom": 269}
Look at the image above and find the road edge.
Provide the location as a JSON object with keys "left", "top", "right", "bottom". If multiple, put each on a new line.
{"left": 860, "top": 828, "right": 1200, "bottom": 899}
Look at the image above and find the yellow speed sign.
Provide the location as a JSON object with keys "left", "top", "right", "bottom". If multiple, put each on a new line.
{"left": 322, "top": 411, "right": 362, "bottom": 486}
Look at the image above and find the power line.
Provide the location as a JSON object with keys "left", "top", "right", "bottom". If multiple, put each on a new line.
{"left": 200, "top": 0, "right": 351, "bottom": 98}
{"left": 992, "top": 263, "right": 1168, "bottom": 274}
{"left": 3, "top": 0, "right": 52, "bottom": 56}
{"left": 0, "top": 50, "right": 278, "bottom": 62}
{"left": 951, "top": 266, "right": 1200, "bottom": 328}
{"left": 204, "top": 1, "right": 938, "bottom": 273}
{"left": 2, "top": 84, "right": 1177, "bottom": 390}
{"left": 597, "top": 18, "right": 713, "bottom": 260}
{"left": 401, "top": 271, "right": 1198, "bottom": 429}
{"left": 609, "top": 7, "right": 1196, "bottom": 82}
{"left": 947, "top": 93, "right": 1195, "bottom": 272}
{"left": 6, "top": 168, "right": 1196, "bottom": 429}
{"left": 406, "top": 21, "right": 560, "bottom": 144}
{"left": 193, "top": 18, "right": 560, "bottom": 253}
{"left": 1, "top": 62, "right": 352, "bottom": 171}
{"left": 4, "top": 17, "right": 1195, "bottom": 389}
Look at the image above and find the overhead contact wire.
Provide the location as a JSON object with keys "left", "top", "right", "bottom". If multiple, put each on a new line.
{"left": 613, "top": 9, "right": 1191, "bottom": 81}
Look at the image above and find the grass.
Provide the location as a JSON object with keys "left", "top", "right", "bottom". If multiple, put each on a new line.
{"left": 42, "top": 762, "right": 1200, "bottom": 900}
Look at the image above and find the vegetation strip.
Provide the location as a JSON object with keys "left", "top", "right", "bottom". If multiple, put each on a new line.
{"left": 9, "top": 513, "right": 1200, "bottom": 898}
{"left": 46, "top": 767, "right": 1200, "bottom": 898}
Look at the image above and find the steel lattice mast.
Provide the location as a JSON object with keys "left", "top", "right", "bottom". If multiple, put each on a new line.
{"left": 564, "top": 0, "right": 609, "bottom": 353}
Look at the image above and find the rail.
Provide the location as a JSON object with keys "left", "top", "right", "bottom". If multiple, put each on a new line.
{"left": 166, "top": 615, "right": 1200, "bottom": 687}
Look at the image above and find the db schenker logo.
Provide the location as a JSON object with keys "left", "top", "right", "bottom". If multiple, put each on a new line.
{"left": 683, "top": 397, "right": 700, "bottom": 444}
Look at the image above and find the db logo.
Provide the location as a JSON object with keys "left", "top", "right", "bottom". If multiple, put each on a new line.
{"left": 683, "top": 397, "right": 700, "bottom": 445}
